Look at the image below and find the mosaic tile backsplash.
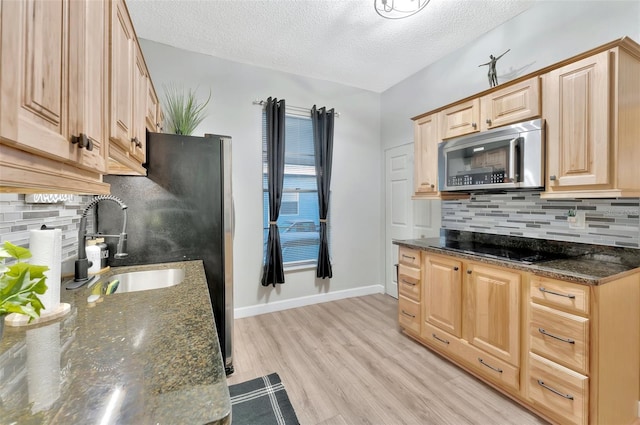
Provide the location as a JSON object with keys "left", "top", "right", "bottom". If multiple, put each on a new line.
{"left": 442, "top": 191, "right": 640, "bottom": 248}
{"left": 0, "top": 194, "right": 95, "bottom": 261}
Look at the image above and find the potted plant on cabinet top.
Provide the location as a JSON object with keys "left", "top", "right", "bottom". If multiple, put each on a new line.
{"left": 162, "top": 84, "right": 211, "bottom": 136}
{"left": 0, "top": 242, "right": 48, "bottom": 340}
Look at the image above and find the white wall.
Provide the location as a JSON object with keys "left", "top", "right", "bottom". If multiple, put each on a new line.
{"left": 381, "top": 0, "right": 640, "bottom": 151}
{"left": 139, "top": 40, "right": 383, "bottom": 312}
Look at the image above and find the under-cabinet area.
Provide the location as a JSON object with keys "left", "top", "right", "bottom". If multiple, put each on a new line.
{"left": 395, "top": 240, "right": 640, "bottom": 425}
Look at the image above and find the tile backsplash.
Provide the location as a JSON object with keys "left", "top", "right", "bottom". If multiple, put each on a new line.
{"left": 442, "top": 191, "right": 640, "bottom": 248}
{"left": 0, "top": 194, "right": 94, "bottom": 261}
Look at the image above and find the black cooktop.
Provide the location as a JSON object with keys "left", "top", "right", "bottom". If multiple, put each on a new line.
{"left": 438, "top": 241, "right": 557, "bottom": 264}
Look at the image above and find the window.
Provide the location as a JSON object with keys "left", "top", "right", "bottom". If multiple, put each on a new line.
{"left": 280, "top": 193, "right": 299, "bottom": 216}
{"left": 263, "top": 113, "right": 328, "bottom": 267}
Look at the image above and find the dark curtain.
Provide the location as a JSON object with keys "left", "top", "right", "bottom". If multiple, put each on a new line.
{"left": 261, "top": 97, "right": 286, "bottom": 287}
{"left": 311, "top": 105, "right": 335, "bottom": 279}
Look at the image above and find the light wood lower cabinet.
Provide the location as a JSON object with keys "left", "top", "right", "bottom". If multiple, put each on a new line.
{"left": 464, "top": 262, "right": 521, "bottom": 366}
{"left": 397, "top": 247, "right": 640, "bottom": 425}
{"left": 527, "top": 353, "right": 589, "bottom": 425}
{"left": 423, "top": 254, "right": 462, "bottom": 338}
{"left": 398, "top": 247, "right": 422, "bottom": 337}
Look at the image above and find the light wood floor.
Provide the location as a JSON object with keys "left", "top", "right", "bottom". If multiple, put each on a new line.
{"left": 226, "top": 294, "right": 548, "bottom": 425}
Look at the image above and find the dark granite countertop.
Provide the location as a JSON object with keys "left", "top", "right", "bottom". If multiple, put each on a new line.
{"left": 0, "top": 260, "right": 231, "bottom": 425}
{"left": 395, "top": 231, "right": 640, "bottom": 285}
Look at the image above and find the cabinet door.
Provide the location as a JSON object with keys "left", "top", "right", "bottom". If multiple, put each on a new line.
{"left": 481, "top": 77, "right": 540, "bottom": 131}
{"left": 0, "top": 0, "right": 69, "bottom": 159}
{"left": 131, "top": 44, "right": 147, "bottom": 163}
{"left": 146, "top": 77, "right": 159, "bottom": 132}
{"left": 440, "top": 99, "right": 480, "bottom": 139}
{"left": 68, "top": 0, "right": 108, "bottom": 173}
{"left": 413, "top": 113, "right": 439, "bottom": 196}
{"left": 465, "top": 263, "right": 521, "bottom": 366}
{"left": 110, "top": 0, "right": 134, "bottom": 152}
{"left": 543, "top": 51, "right": 610, "bottom": 188}
{"left": 423, "top": 255, "right": 462, "bottom": 338}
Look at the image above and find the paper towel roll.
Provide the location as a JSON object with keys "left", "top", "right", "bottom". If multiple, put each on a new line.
{"left": 29, "top": 228, "right": 62, "bottom": 312}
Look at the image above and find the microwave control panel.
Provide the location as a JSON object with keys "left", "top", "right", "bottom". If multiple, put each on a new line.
{"left": 448, "top": 170, "right": 508, "bottom": 186}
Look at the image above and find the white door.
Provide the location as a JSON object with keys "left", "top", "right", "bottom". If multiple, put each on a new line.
{"left": 385, "top": 144, "right": 413, "bottom": 298}
{"left": 385, "top": 143, "right": 442, "bottom": 298}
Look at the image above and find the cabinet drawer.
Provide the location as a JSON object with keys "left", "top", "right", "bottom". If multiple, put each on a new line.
{"left": 530, "top": 276, "right": 590, "bottom": 315}
{"left": 398, "top": 296, "right": 420, "bottom": 335}
{"left": 398, "top": 246, "right": 420, "bottom": 268}
{"left": 422, "top": 322, "right": 465, "bottom": 357}
{"left": 530, "top": 304, "right": 589, "bottom": 375}
{"left": 457, "top": 339, "right": 520, "bottom": 392}
{"left": 398, "top": 264, "right": 420, "bottom": 301}
{"left": 527, "top": 353, "right": 588, "bottom": 425}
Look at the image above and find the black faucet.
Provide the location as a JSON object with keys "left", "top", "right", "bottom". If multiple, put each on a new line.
{"left": 75, "top": 195, "right": 128, "bottom": 282}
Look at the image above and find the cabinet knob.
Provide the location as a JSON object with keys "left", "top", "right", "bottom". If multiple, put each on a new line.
{"left": 71, "top": 133, "right": 93, "bottom": 151}
{"left": 430, "top": 184, "right": 435, "bottom": 188}
{"left": 467, "top": 270, "right": 472, "bottom": 274}
{"left": 453, "top": 266, "right": 459, "bottom": 271}
{"left": 486, "top": 119, "right": 492, "bottom": 125}
{"left": 472, "top": 122, "right": 477, "bottom": 129}
{"left": 549, "top": 175, "right": 557, "bottom": 181}
{"left": 132, "top": 137, "right": 142, "bottom": 148}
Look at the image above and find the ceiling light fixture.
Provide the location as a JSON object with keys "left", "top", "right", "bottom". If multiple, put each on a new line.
{"left": 374, "top": 0, "right": 431, "bottom": 19}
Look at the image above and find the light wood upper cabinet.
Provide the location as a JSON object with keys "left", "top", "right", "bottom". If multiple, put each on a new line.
{"left": 439, "top": 77, "right": 540, "bottom": 140}
{"left": 464, "top": 262, "right": 521, "bottom": 366}
{"left": 0, "top": 0, "right": 109, "bottom": 194}
{"left": 423, "top": 254, "right": 463, "bottom": 338}
{"left": 107, "top": 0, "right": 155, "bottom": 175}
{"left": 543, "top": 52, "right": 610, "bottom": 190}
{"left": 413, "top": 113, "right": 439, "bottom": 197}
{"left": 481, "top": 77, "right": 540, "bottom": 131}
{"left": 131, "top": 44, "right": 147, "bottom": 164}
{"left": 109, "top": 0, "right": 134, "bottom": 153}
{"left": 542, "top": 43, "right": 640, "bottom": 198}
{"left": 440, "top": 99, "right": 480, "bottom": 139}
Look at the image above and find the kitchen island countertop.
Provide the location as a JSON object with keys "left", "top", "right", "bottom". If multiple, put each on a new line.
{"left": 0, "top": 260, "right": 230, "bottom": 425}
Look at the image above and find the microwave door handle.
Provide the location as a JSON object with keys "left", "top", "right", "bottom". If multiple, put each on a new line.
{"left": 508, "top": 137, "right": 520, "bottom": 183}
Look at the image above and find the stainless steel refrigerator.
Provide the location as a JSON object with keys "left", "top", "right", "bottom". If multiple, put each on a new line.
{"left": 99, "top": 133, "right": 234, "bottom": 375}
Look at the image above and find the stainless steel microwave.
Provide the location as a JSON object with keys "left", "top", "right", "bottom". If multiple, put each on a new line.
{"left": 438, "top": 119, "right": 544, "bottom": 192}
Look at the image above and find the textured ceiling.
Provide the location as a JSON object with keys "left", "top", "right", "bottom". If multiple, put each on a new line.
{"left": 126, "top": 0, "right": 536, "bottom": 93}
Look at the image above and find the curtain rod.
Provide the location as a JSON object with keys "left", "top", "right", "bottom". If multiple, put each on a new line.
{"left": 252, "top": 100, "right": 340, "bottom": 118}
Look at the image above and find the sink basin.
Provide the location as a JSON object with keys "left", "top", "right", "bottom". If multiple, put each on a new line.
{"left": 101, "top": 268, "right": 185, "bottom": 294}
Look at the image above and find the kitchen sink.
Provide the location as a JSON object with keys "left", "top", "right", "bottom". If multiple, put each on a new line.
{"left": 99, "top": 268, "right": 185, "bottom": 294}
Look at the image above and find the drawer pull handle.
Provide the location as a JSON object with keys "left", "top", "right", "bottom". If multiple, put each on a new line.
{"left": 478, "top": 358, "right": 503, "bottom": 373}
{"left": 401, "top": 279, "right": 416, "bottom": 286}
{"left": 537, "top": 380, "right": 574, "bottom": 400}
{"left": 538, "top": 328, "right": 575, "bottom": 344}
{"left": 402, "top": 254, "right": 416, "bottom": 260}
{"left": 432, "top": 333, "right": 450, "bottom": 345}
{"left": 401, "top": 310, "right": 416, "bottom": 319}
{"left": 539, "top": 287, "right": 575, "bottom": 299}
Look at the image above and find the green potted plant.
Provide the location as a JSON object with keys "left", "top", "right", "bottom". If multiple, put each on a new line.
{"left": 0, "top": 242, "right": 48, "bottom": 340}
{"left": 162, "top": 84, "right": 211, "bottom": 135}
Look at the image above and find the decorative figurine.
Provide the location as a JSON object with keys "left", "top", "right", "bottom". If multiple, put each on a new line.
{"left": 478, "top": 49, "right": 510, "bottom": 87}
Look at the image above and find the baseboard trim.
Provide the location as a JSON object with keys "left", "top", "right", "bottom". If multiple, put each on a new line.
{"left": 234, "top": 284, "right": 385, "bottom": 318}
